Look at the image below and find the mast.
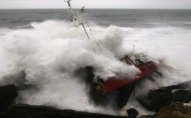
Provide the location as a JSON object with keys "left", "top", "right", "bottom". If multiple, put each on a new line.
{"left": 64, "top": 0, "right": 91, "bottom": 40}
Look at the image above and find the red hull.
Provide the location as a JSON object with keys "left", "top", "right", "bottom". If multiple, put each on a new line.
{"left": 103, "top": 61, "right": 157, "bottom": 93}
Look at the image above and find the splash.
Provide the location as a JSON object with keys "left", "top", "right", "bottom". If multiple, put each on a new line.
{"left": 0, "top": 20, "right": 138, "bottom": 113}
{"left": 1, "top": 20, "right": 191, "bottom": 115}
{"left": 122, "top": 27, "right": 191, "bottom": 115}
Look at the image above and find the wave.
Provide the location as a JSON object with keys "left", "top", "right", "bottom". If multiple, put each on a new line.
{"left": 0, "top": 20, "right": 139, "bottom": 114}
{"left": 122, "top": 26, "right": 191, "bottom": 115}
{"left": 0, "top": 20, "right": 191, "bottom": 115}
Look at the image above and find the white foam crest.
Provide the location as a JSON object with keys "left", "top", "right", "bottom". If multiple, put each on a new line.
{"left": 121, "top": 26, "right": 191, "bottom": 115}
{"left": 1, "top": 19, "right": 191, "bottom": 114}
{"left": 0, "top": 20, "right": 138, "bottom": 113}
{"left": 123, "top": 27, "right": 191, "bottom": 86}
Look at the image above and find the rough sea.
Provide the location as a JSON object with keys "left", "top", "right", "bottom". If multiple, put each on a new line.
{"left": 1, "top": 9, "right": 191, "bottom": 28}
{"left": 0, "top": 9, "right": 191, "bottom": 115}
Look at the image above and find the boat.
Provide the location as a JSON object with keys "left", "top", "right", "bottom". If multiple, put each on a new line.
{"left": 65, "top": 0, "right": 162, "bottom": 109}
{"left": 86, "top": 55, "right": 161, "bottom": 109}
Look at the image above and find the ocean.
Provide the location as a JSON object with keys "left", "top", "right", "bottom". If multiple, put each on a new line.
{"left": 1, "top": 9, "right": 191, "bottom": 28}
{"left": 0, "top": 9, "right": 191, "bottom": 115}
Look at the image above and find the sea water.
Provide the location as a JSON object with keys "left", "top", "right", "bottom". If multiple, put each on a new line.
{"left": 0, "top": 9, "right": 191, "bottom": 115}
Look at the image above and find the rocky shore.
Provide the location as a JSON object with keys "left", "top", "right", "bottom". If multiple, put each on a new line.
{"left": 0, "top": 81, "right": 191, "bottom": 118}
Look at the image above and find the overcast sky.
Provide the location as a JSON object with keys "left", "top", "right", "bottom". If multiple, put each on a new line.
{"left": 0, "top": 0, "right": 191, "bottom": 9}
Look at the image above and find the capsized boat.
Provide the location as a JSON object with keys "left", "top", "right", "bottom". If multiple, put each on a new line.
{"left": 89, "top": 55, "right": 161, "bottom": 109}
{"left": 65, "top": 0, "right": 162, "bottom": 109}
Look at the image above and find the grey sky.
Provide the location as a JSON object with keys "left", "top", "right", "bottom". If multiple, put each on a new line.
{"left": 0, "top": 0, "right": 191, "bottom": 9}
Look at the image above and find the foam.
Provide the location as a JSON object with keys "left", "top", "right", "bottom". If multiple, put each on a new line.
{"left": 122, "top": 26, "right": 191, "bottom": 115}
{"left": 0, "top": 20, "right": 138, "bottom": 114}
{"left": 0, "top": 20, "right": 191, "bottom": 114}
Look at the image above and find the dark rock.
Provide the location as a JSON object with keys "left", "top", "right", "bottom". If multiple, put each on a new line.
{"left": 2, "top": 104, "right": 127, "bottom": 118}
{"left": 155, "top": 102, "right": 191, "bottom": 118}
{"left": 140, "top": 115, "right": 155, "bottom": 118}
{"left": 0, "top": 85, "right": 17, "bottom": 112}
{"left": 137, "top": 81, "right": 191, "bottom": 111}
{"left": 127, "top": 108, "right": 139, "bottom": 118}
{"left": 172, "top": 90, "right": 191, "bottom": 103}
{"left": 137, "top": 89, "right": 172, "bottom": 111}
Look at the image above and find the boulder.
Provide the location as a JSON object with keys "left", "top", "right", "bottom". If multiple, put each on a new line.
{"left": 126, "top": 108, "right": 139, "bottom": 118}
{"left": 140, "top": 115, "right": 154, "bottom": 118}
{"left": 172, "top": 90, "right": 191, "bottom": 103}
{"left": 137, "top": 81, "right": 191, "bottom": 111}
{"left": 137, "top": 89, "right": 172, "bottom": 111}
{"left": 155, "top": 102, "right": 191, "bottom": 118}
{"left": 0, "top": 85, "right": 17, "bottom": 112}
{"left": 2, "top": 104, "right": 127, "bottom": 118}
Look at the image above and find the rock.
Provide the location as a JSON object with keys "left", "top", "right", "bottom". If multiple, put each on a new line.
{"left": 127, "top": 108, "right": 139, "bottom": 118}
{"left": 137, "top": 81, "right": 191, "bottom": 111}
{"left": 2, "top": 104, "right": 127, "bottom": 118}
{"left": 137, "top": 89, "right": 172, "bottom": 111}
{"left": 0, "top": 85, "right": 17, "bottom": 112}
{"left": 155, "top": 102, "right": 191, "bottom": 118}
{"left": 140, "top": 115, "right": 154, "bottom": 118}
{"left": 172, "top": 90, "right": 191, "bottom": 103}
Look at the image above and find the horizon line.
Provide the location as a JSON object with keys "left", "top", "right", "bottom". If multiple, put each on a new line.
{"left": 0, "top": 8, "right": 191, "bottom": 10}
